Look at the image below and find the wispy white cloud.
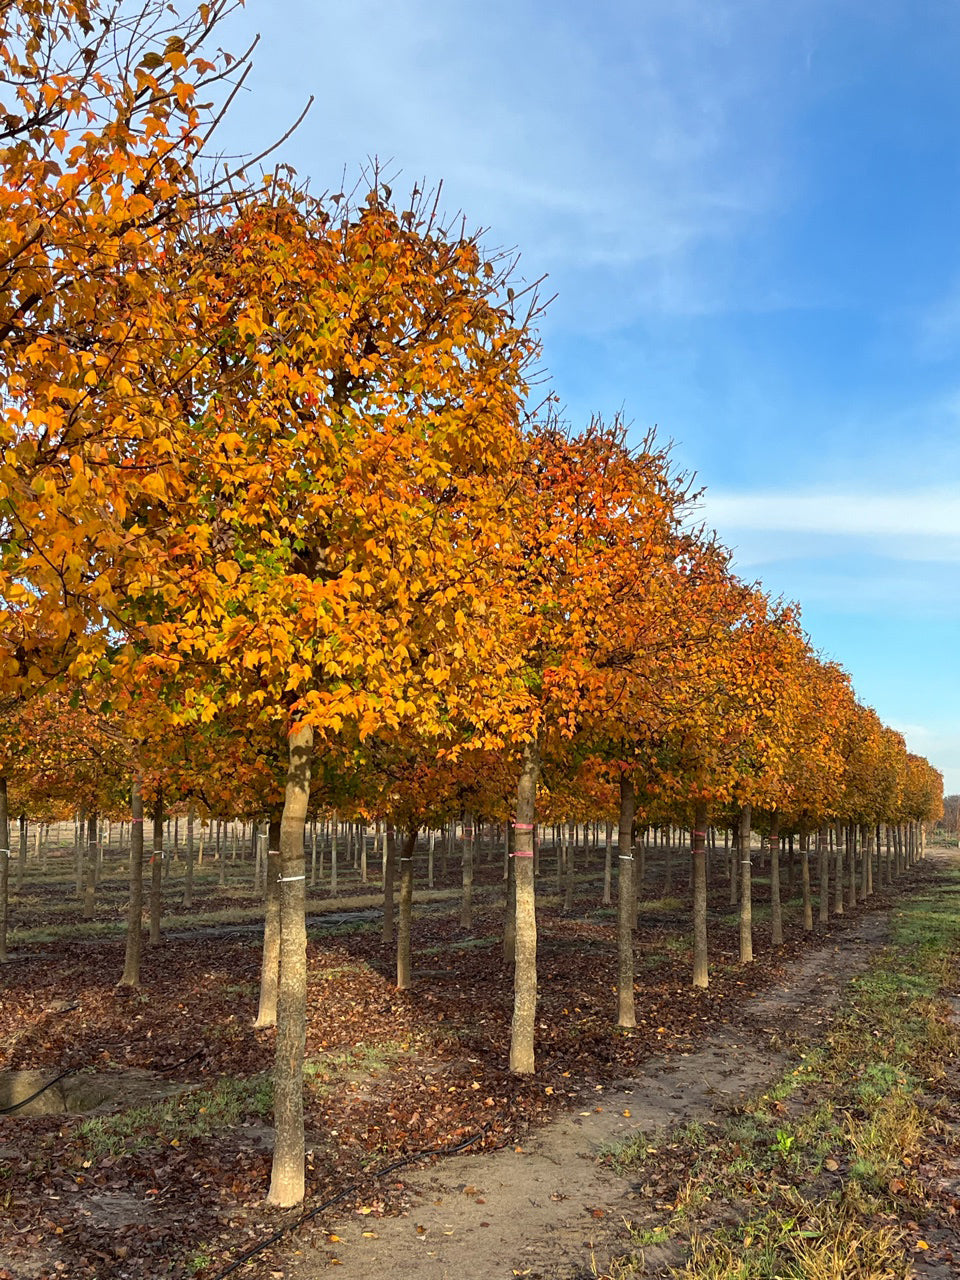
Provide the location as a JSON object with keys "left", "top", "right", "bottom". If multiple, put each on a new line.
{"left": 700, "top": 489, "right": 960, "bottom": 540}
{"left": 220, "top": 0, "right": 831, "bottom": 326}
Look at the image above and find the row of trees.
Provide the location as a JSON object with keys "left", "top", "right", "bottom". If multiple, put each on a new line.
{"left": 0, "top": 0, "right": 942, "bottom": 1206}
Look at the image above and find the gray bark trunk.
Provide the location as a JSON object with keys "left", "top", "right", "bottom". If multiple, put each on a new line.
{"left": 617, "top": 774, "right": 637, "bottom": 1025}
{"left": 509, "top": 739, "right": 540, "bottom": 1074}
{"left": 267, "top": 720, "right": 313, "bottom": 1208}
{"left": 119, "top": 779, "right": 144, "bottom": 987}
{"left": 739, "top": 804, "right": 753, "bottom": 964}
{"left": 691, "top": 801, "right": 709, "bottom": 988}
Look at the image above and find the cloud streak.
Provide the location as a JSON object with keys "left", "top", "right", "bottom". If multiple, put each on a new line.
{"left": 700, "top": 489, "right": 960, "bottom": 539}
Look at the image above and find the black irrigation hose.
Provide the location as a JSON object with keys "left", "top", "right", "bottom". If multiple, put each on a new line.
{"left": 211, "top": 1123, "right": 493, "bottom": 1280}
{"left": 156, "top": 1048, "right": 204, "bottom": 1074}
{"left": 0, "top": 1066, "right": 77, "bottom": 1115}
{"left": 1, "top": 1044, "right": 201, "bottom": 1116}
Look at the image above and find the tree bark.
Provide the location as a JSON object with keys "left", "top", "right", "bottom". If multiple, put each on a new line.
{"left": 509, "top": 738, "right": 540, "bottom": 1074}
{"left": 564, "top": 820, "right": 576, "bottom": 913}
{"left": 691, "top": 800, "right": 709, "bottom": 988}
{"left": 268, "top": 720, "right": 313, "bottom": 1208}
{"left": 739, "top": 803, "right": 753, "bottom": 964}
{"left": 255, "top": 816, "right": 282, "bottom": 1029}
{"left": 0, "top": 778, "right": 8, "bottom": 962}
{"left": 617, "top": 773, "right": 637, "bottom": 1025}
{"left": 119, "top": 778, "right": 145, "bottom": 987}
{"left": 149, "top": 790, "right": 163, "bottom": 945}
{"left": 503, "top": 823, "right": 516, "bottom": 965}
{"left": 330, "top": 811, "right": 338, "bottom": 895}
{"left": 82, "top": 811, "right": 97, "bottom": 920}
{"left": 74, "top": 812, "right": 84, "bottom": 900}
{"left": 801, "top": 832, "right": 813, "bottom": 932}
{"left": 17, "top": 813, "right": 27, "bottom": 895}
{"left": 183, "top": 805, "right": 195, "bottom": 909}
{"left": 603, "top": 819, "right": 613, "bottom": 906}
{"left": 396, "top": 826, "right": 417, "bottom": 990}
{"left": 383, "top": 825, "right": 396, "bottom": 943}
{"left": 729, "top": 821, "right": 739, "bottom": 906}
{"left": 833, "top": 823, "right": 845, "bottom": 915}
{"left": 818, "top": 823, "right": 830, "bottom": 925}
{"left": 769, "top": 812, "right": 782, "bottom": 947}
{"left": 460, "top": 815, "right": 474, "bottom": 929}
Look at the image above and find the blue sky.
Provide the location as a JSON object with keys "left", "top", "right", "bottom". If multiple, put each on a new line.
{"left": 215, "top": 0, "right": 960, "bottom": 792}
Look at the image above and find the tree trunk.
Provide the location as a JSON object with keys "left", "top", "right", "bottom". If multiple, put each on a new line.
{"left": 255, "top": 816, "right": 282, "bottom": 1029}
{"left": 17, "top": 813, "right": 27, "bottom": 895}
{"left": 564, "top": 820, "right": 576, "bottom": 913}
{"left": 330, "top": 811, "right": 338, "bottom": 896}
{"left": 119, "top": 779, "right": 145, "bottom": 987}
{"left": 818, "top": 823, "right": 830, "bottom": 925}
{"left": 729, "top": 822, "right": 739, "bottom": 905}
{"left": 847, "top": 823, "right": 857, "bottom": 909}
{"left": 739, "top": 804, "right": 753, "bottom": 964}
{"left": 82, "top": 811, "right": 97, "bottom": 920}
{"left": 603, "top": 819, "right": 613, "bottom": 906}
{"left": 833, "top": 823, "right": 845, "bottom": 915}
{"left": 503, "top": 824, "right": 516, "bottom": 965}
{"left": 149, "top": 790, "right": 163, "bottom": 945}
{"left": 460, "top": 815, "right": 474, "bottom": 929}
{"left": 74, "top": 812, "right": 84, "bottom": 900}
{"left": 183, "top": 805, "right": 195, "bottom": 909}
{"left": 396, "top": 826, "right": 417, "bottom": 990}
{"left": 509, "top": 739, "right": 540, "bottom": 1074}
{"left": 787, "top": 833, "right": 795, "bottom": 896}
{"left": 801, "top": 832, "right": 813, "bottom": 932}
{"left": 617, "top": 773, "right": 637, "bottom": 1025}
{"left": 0, "top": 778, "right": 8, "bottom": 962}
{"left": 691, "top": 801, "right": 709, "bottom": 988}
{"left": 769, "top": 813, "right": 782, "bottom": 947}
{"left": 267, "top": 720, "right": 313, "bottom": 1208}
{"left": 662, "top": 825, "right": 673, "bottom": 897}
{"left": 383, "top": 825, "right": 396, "bottom": 943}
{"left": 218, "top": 819, "right": 228, "bottom": 887}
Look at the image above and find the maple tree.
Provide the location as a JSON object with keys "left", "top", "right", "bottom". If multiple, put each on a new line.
{"left": 0, "top": 1, "right": 295, "bottom": 705}
{"left": 498, "top": 420, "right": 711, "bottom": 1061}
{"left": 0, "top": 6, "right": 949, "bottom": 1232}
{"left": 101, "top": 182, "right": 543, "bottom": 1202}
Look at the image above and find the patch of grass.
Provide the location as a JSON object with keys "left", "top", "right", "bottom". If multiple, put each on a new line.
{"left": 674, "top": 1201, "right": 908, "bottom": 1279}
{"left": 600, "top": 864, "right": 960, "bottom": 1280}
{"left": 420, "top": 935, "right": 497, "bottom": 956}
{"left": 631, "top": 1224, "right": 671, "bottom": 1247}
{"left": 599, "top": 1130, "right": 657, "bottom": 1175}
{"left": 304, "top": 1039, "right": 409, "bottom": 1095}
{"left": 74, "top": 1075, "right": 272, "bottom": 1163}
{"left": 637, "top": 896, "right": 686, "bottom": 913}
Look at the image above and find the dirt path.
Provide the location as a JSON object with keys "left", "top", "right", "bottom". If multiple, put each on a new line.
{"left": 277, "top": 907, "right": 893, "bottom": 1280}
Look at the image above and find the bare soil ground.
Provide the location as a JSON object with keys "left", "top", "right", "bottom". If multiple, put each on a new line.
{"left": 0, "top": 845, "right": 947, "bottom": 1280}
{"left": 280, "top": 907, "right": 894, "bottom": 1280}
